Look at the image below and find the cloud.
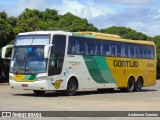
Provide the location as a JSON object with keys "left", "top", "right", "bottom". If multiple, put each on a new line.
{"left": 3, "top": 0, "right": 115, "bottom": 19}
{"left": 125, "top": 8, "right": 160, "bottom": 36}
{"left": 101, "top": 0, "right": 155, "bottom": 5}
{"left": 0, "top": 0, "right": 159, "bottom": 36}
{"left": 90, "top": 7, "right": 160, "bottom": 36}
{"left": 0, "top": 0, "right": 48, "bottom": 16}
{"left": 56, "top": 0, "right": 115, "bottom": 19}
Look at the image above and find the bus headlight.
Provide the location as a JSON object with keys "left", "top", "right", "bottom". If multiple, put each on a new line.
{"left": 9, "top": 76, "right": 15, "bottom": 81}
{"left": 35, "top": 76, "right": 48, "bottom": 81}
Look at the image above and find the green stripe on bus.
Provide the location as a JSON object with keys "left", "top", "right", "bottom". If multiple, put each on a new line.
{"left": 72, "top": 33, "right": 96, "bottom": 38}
{"left": 23, "top": 75, "right": 37, "bottom": 80}
{"left": 83, "top": 56, "right": 116, "bottom": 83}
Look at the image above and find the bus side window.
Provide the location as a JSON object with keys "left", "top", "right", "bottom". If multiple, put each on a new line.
{"left": 125, "top": 45, "right": 128, "bottom": 57}
{"left": 68, "top": 38, "right": 76, "bottom": 54}
{"left": 128, "top": 44, "right": 135, "bottom": 58}
{"left": 143, "top": 49, "right": 147, "bottom": 59}
{"left": 139, "top": 45, "right": 147, "bottom": 59}
{"left": 102, "top": 41, "right": 111, "bottom": 56}
{"left": 84, "top": 40, "right": 88, "bottom": 55}
{"left": 75, "top": 40, "right": 80, "bottom": 54}
{"left": 88, "top": 39, "right": 95, "bottom": 55}
{"left": 128, "top": 46, "right": 131, "bottom": 58}
{"left": 111, "top": 43, "right": 117, "bottom": 57}
{"left": 150, "top": 47, "right": 154, "bottom": 59}
{"left": 117, "top": 43, "right": 121, "bottom": 57}
{"left": 134, "top": 45, "right": 139, "bottom": 58}
{"left": 147, "top": 46, "right": 154, "bottom": 59}
{"left": 121, "top": 44, "right": 126, "bottom": 57}
{"left": 79, "top": 39, "right": 84, "bottom": 55}
{"left": 95, "top": 41, "right": 101, "bottom": 56}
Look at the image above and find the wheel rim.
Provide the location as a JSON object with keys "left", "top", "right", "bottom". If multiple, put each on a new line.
{"left": 128, "top": 78, "right": 134, "bottom": 92}
{"left": 137, "top": 81, "right": 142, "bottom": 89}
{"left": 66, "top": 79, "right": 77, "bottom": 96}
{"left": 69, "top": 83, "right": 75, "bottom": 92}
{"left": 129, "top": 80, "right": 134, "bottom": 89}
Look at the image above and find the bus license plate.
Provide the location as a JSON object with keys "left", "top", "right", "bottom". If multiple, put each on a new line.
{"left": 22, "top": 84, "right": 28, "bottom": 87}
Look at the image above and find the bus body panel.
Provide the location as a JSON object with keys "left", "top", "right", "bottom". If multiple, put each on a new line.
{"left": 7, "top": 31, "right": 156, "bottom": 94}
{"left": 66, "top": 55, "right": 117, "bottom": 89}
{"left": 106, "top": 57, "right": 156, "bottom": 88}
{"left": 10, "top": 80, "right": 48, "bottom": 90}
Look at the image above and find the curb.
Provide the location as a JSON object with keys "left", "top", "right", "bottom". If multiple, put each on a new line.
{"left": 0, "top": 83, "right": 9, "bottom": 85}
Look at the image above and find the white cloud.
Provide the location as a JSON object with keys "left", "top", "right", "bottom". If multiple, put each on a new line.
{"left": 102, "top": 0, "right": 155, "bottom": 5}
{"left": 90, "top": 7, "right": 160, "bottom": 37}
{"left": 3, "top": 0, "right": 47, "bottom": 16}
{"left": 0, "top": 0, "right": 160, "bottom": 36}
{"left": 5, "top": 0, "right": 115, "bottom": 19}
{"left": 126, "top": 21, "right": 160, "bottom": 37}
{"left": 56, "top": 0, "right": 115, "bottom": 19}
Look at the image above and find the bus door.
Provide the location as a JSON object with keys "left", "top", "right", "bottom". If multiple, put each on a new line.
{"left": 48, "top": 35, "right": 66, "bottom": 76}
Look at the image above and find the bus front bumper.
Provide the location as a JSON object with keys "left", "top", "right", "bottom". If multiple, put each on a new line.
{"left": 9, "top": 80, "right": 49, "bottom": 90}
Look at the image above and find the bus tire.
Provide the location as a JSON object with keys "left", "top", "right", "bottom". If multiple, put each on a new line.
{"left": 126, "top": 77, "right": 135, "bottom": 92}
{"left": 135, "top": 77, "right": 143, "bottom": 92}
{"left": 33, "top": 90, "right": 45, "bottom": 96}
{"left": 65, "top": 78, "right": 77, "bottom": 96}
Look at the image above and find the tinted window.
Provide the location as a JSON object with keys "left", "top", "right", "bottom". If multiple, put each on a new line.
{"left": 101, "top": 41, "right": 111, "bottom": 56}
{"left": 94, "top": 41, "right": 101, "bottom": 56}
{"left": 49, "top": 35, "right": 66, "bottom": 76}
{"left": 68, "top": 36, "right": 155, "bottom": 59}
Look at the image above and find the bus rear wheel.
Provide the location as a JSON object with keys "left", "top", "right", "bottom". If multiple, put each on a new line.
{"left": 135, "top": 78, "right": 143, "bottom": 92}
{"left": 33, "top": 90, "right": 45, "bottom": 96}
{"left": 121, "top": 77, "right": 135, "bottom": 92}
{"left": 127, "top": 77, "right": 135, "bottom": 92}
{"left": 65, "top": 78, "right": 77, "bottom": 96}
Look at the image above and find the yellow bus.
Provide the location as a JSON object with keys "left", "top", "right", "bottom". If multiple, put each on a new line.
{"left": 2, "top": 31, "right": 156, "bottom": 96}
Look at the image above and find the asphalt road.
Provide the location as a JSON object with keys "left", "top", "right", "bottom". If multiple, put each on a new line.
{"left": 0, "top": 80, "right": 160, "bottom": 120}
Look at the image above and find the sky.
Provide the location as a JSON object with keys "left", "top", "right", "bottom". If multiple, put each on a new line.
{"left": 0, "top": 0, "right": 160, "bottom": 37}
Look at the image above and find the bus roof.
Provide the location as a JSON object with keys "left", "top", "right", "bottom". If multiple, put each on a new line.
{"left": 18, "top": 31, "right": 155, "bottom": 46}
{"left": 18, "top": 31, "right": 72, "bottom": 36}
{"left": 75, "top": 31, "right": 155, "bottom": 46}
{"left": 76, "top": 31, "right": 121, "bottom": 38}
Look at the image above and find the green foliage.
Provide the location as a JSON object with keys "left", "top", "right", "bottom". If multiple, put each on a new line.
{"left": 0, "top": 11, "right": 15, "bottom": 48}
{"left": 15, "top": 9, "right": 97, "bottom": 32}
{"left": 0, "top": 9, "right": 97, "bottom": 50}
{"left": 100, "top": 26, "right": 150, "bottom": 40}
{"left": 153, "top": 36, "right": 160, "bottom": 60}
{"left": 1, "top": 8, "right": 160, "bottom": 64}
{"left": 56, "top": 12, "right": 97, "bottom": 32}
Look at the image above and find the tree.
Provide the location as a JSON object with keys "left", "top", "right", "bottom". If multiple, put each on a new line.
{"left": 100, "top": 26, "right": 150, "bottom": 40}
{"left": 153, "top": 36, "right": 160, "bottom": 60}
{"left": 16, "top": 9, "right": 98, "bottom": 32}
{"left": 0, "top": 11, "right": 15, "bottom": 48}
{"left": 56, "top": 12, "right": 98, "bottom": 32}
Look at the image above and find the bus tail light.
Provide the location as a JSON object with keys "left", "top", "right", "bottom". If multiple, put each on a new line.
{"left": 35, "top": 76, "right": 48, "bottom": 81}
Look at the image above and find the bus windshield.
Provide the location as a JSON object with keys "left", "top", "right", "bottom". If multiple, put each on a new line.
{"left": 10, "top": 46, "right": 46, "bottom": 74}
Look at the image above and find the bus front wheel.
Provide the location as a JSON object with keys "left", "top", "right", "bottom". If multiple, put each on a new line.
{"left": 33, "top": 90, "right": 45, "bottom": 96}
{"left": 65, "top": 78, "right": 77, "bottom": 96}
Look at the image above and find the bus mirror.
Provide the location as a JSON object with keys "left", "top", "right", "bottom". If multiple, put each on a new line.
{"left": 44, "top": 44, "right": 53, "bottom": 58}
{"left": 1, "top": 45, "right": 13, "bottom": 59}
